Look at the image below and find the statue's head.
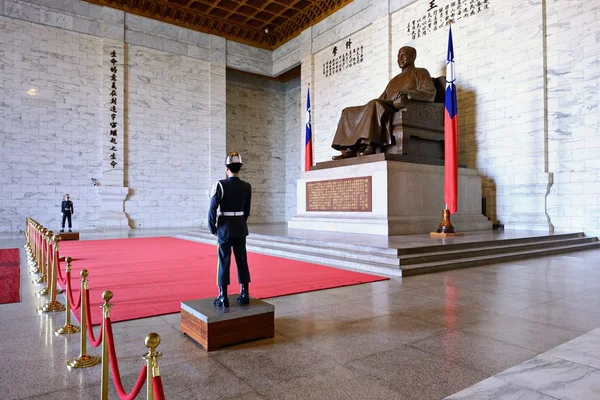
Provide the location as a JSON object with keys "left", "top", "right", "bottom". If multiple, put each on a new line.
{"left": 397, "top": 46, "right": 417, "bottom": 69}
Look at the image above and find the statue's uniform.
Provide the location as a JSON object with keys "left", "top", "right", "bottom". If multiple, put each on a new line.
{"left": 208, "top": 177, "right": 252, "bottom": 287}
{"left": 61, "top": 200, "right": 74, "bottom": 231}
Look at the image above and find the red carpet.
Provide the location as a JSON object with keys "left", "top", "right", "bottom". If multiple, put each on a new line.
{"left": 0, "top": 248, "right": 20, "bottom": 304}
{"left": 59, "top": 237, "right": 387, "bottom": 325}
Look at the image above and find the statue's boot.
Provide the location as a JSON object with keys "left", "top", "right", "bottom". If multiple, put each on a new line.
{"left": 357, "top": 145, "right": 375, "bottom": 157}
{"left": 237, "top": 283, "right": 250, "bottom": 305}
{"left": 214, "top": 286, "right": 229, "bottom": 308}
{"left": 332, "top": 148, "right": 356, "bottom": 160}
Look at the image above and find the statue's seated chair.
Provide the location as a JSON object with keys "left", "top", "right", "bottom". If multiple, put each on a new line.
{"left": 384, "top": 76, "right": 446, "bottom": 163}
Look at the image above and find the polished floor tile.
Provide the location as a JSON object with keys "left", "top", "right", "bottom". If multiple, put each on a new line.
{"left": 3, "top": 228, "right": 600, "bottom": 400}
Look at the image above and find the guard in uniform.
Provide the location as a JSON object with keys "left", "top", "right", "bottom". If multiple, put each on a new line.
{"left": 208, "top": 152, "right": 252, "bottom": 308}
{"left": 60, "top": 194, "right": 74, "bottom": 232}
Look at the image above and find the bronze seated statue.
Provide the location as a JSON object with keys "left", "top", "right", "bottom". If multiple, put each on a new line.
{"left": 331, "top": 46, "right": 446, "bottom": 163}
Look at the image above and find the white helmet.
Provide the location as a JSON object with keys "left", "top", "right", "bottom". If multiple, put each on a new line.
{"left": 225, "top": 151, "right": 243, "bottom": 166}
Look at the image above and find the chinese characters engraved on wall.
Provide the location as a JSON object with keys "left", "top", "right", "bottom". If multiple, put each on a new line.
{"left": 407, "top": 0, "right": 490, "bottom": 40}
{"left": 306, "top": 176, "right": 372, "bottom": 212}
{"left": 108, "top": 50, "right": 118, "bottom": 168}
{"left": 322, "top": 38, "right": 364, "bottom": 78}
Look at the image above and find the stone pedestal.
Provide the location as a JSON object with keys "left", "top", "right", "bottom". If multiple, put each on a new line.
{"left": 96, "top": 186, "right": 129, "bottom": 229}
{"left": 288, "top": 157, "right": 492, "bottom": 235}
{"left": 180, "top": 298, "right": 274, "bottom": 351}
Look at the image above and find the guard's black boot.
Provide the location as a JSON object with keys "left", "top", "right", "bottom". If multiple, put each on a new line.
{"left": 60, "top": 229, "right": 64, "bottom": 232}
{"left": 214, "top": 286, "right": 229, "bottom": 308}
{"left": 237, "top": 283, "right": 250, "bottom": 305}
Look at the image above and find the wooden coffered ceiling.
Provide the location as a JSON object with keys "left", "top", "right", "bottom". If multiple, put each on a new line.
{"left": 84, "top": 0, "right": 354, "bottom": 50}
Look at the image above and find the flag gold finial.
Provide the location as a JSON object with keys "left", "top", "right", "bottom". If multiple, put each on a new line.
{"left": 308, "top": 83, "right": 310, "bottom": 87}
{"left": 447, "top": 19, "right": 454, "bottom": 25}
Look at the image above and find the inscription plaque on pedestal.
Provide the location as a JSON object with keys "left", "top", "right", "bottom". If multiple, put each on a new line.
{"left": 306, "top": 176, "right": 372, "bottom": 212}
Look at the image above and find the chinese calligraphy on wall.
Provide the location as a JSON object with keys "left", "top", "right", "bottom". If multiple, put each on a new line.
{"left": 108, "top": 50, "right": 118, "bottom": 168}
{"left": 306, "top": 176, "right": 372, "bottom": 212}
{"left": 322, "top": 38, "right": 364, "bottom": 78}
{"left": 407, "top": 0, "right": 490, "bottom": 40}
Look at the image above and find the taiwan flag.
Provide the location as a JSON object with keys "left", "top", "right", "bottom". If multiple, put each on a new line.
{"left": 305, "top": 87, "right": 313, "bottom": 172}
{"left": 444, "top": 26, "right": 458, "bottom": 214}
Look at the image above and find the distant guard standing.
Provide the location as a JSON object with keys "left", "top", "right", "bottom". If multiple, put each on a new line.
{"left": 60, "top": 193, "right": 74, "bottom": 232}
{"left": 208, "top": 152, "right": 252, "bottom": 308}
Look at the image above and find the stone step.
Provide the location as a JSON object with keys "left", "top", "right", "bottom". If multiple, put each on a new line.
{"left": 175, "top": 232, "right": 403, "bottom": 277}
{"left": 180, "top": 230, "right": 399, "bottom": 256}
{"left": 399, "top": 236, "right": 597, "bottom": 265}
{"left": 176, "top": 231, "right": 599, "bottom": 278}
{"left": 400, "top": 241, "right": 600, "bottom": 276}
{"left": 396, "top": 232, "right": 584, "bottom": 255}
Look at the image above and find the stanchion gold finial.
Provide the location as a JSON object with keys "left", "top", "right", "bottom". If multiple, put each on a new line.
{"left": 144, "top": 333, "right": 162, "bottom": 400}
{"left": 55, "top": 257, "right": 81, "bottom": 335}
{"left": 40, "top": 235, "right": 65, "bottom": 313}
{"left": 66, "top": 269, "right": 101, "bottom": 370}
{"left": 100, "top": 290, "right": 113, "bottom": 400}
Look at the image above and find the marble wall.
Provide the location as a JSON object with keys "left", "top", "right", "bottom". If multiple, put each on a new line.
{"left": 124, "top": 45, "right": 211, "bottom": 228}
{"left": 2, "top": 0, "right": 599, "bottom": 235}
{"left": 225, "top": 72, "right": 302, "bottom": 224}
{"left": 0, "top": 15, "right": 104, "bottom": 232}
{"left": 292, "top": 0, "right": 600, "bottom": 235}
{"left": 284, "top": 77, "right": 302, "bottom": 222}
{"left": 545, "top": 0, "right": 600, "bottom": 235}
{"left": 0, "top": 0, "right": 228, "bottom": 233}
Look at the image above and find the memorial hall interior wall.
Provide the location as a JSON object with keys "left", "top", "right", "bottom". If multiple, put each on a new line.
{"left": 0, "top": 11, "right": 106, "bottom": 232}
{"left": 225, "top": 72, "right": 301, "bottom": 224}
{"left": 295, "top": 0, "right": 600, "bottom": 235}
{"left": 123, "top": 45, "right": 211, "bottom": 229}
{"left": 0, "top": 0, "right": 228, "bottom": 232}
{"left": 545, "top": 0, "right": 600, "bottom": 235}
{"left": 1, "top": 0, "right": 598, "bottom": 235}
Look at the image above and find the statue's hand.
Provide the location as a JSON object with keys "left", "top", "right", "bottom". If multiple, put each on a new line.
{"left": 393, "top": 94, "right": 409, "bottom": 109}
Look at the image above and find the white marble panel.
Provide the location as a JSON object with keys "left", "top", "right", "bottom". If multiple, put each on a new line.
{"left": 312, "top": 4, "right": 388, "bottom": 54}
{"left": 445, "top": 376, "right": 559, "bottom": 399}
{"left": 311, "top": 0, "right": 372, "bottom": 38}
{"left": 390, "top": 0, "right": 418, "bottom": 13}
{"left": 226, "top": 72, "right": 286, "bottom": 223}
{"left": 125, "top": 13, "right": 210, "bottom": 47}
{"left": 289, "top": 161, "right": 491, "bottom": 235}
{"left": 226, "top": 41, "right": 272, "bottom": 75}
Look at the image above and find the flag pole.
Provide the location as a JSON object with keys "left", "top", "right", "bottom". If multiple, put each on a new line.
{"left": 431, "top": 19, "right": 463, "bottom": 238}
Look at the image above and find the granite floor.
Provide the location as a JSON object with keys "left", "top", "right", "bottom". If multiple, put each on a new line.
{"left": 1, "top": 228, "right": 600, "bottom": 400}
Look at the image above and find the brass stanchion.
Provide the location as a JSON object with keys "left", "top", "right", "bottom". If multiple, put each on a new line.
{"left": 33, "top": 228, "right": 49, "bottom": 283}
{"left": 55, "top": 257, "right": 81, "bottom": 335}
{"left": 100, "top": 291, "right": 113, "bottom": 400}
{"left": 66, "top": 270, "right": 101, "bottom": 370}
{"left": 27, "top": 221, "right": 37, "bottom": 272}
{"left": 144, "top": 333, "right": 162, "bottom": 400}
{"left": 31, "top": 225, "right": 43, "bottom": 274}
{"left": 40, "top": 235, "right": 65, "bottom": 313}
{"left": 35, "top": 230, "right": 53, "bottom": 294}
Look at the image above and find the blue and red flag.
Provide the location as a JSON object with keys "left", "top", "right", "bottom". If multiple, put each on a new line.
{"left": 305, "top": 87, "right": 313, "bottom": 172}
{"left": 444, "top": 26, "right": 458, "bottom": 214}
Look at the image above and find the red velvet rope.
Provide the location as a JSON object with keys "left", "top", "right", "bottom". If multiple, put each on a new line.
{"left": 85, "top": 289, "right": 103, "bottom": 347}
{"left": 66, "top": 271, "right": 81, "bottom": 310}
{"left": 105, "top": 318, "right": 148, "bottom": 400}
{"left": 152, "top": 376, "right": 166, "bottom": 400}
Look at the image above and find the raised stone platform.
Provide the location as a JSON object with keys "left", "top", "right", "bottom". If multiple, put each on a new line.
{"left": 180, "top": 297, "right": 274, "bottom": 351}
{"left": 288, "top": 158, "right": 492, "bottom": 235}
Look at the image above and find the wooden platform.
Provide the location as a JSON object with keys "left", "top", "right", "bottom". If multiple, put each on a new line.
{"left": 180, "top": 297, "right": 274, "bottom": 351}
{"left": 58, "top": 232, "right": 79, "bottom": 241}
